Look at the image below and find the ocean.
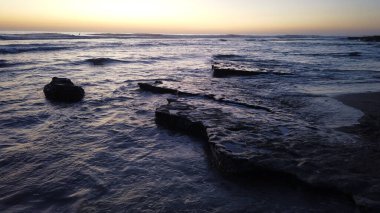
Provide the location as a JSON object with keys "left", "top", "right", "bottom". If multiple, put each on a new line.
{"left": 1, "top": 32, "right": 380, "bottom": 212}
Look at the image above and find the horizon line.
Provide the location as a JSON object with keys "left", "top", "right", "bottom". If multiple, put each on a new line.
{"left": 0, "top": 30, "right": 379, "bottom": 37}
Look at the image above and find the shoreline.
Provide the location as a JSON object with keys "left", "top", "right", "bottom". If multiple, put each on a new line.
{"left": 335, "top": 92, "right": 380, "bottom": 142}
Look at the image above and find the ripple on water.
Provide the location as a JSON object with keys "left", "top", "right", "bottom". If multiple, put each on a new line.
{"left": 1, "top": 35, "right": 379, "bottom": 212}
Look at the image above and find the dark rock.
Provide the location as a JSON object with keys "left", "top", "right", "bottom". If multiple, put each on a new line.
{"left": 43, "top": 77, "right": 85, "bottom": 102}
{"left": 167, "top": 98, "right": 178, "bottom": 104}
{"left": 85, "top": 58, "right": 119, "bottom": 66}
{"left": 212, "top": 65, "right": 262, "bottom": 77}
{"left": 213, "top": 54, "right": 243, "bottom": 60}
{"left": 349, "top": 52, "right": 361, "bottom": 57}
{"left": 156, "top": 101, "right": 208, "bottom": 139}
{"left": 0, "top": 59, "right": 9, "bottom": 68}
{"left": 212, "top": 64, "right": 291, "bottom": 78}
{"left": 348, "top": 36, "right": 380, "bottom": 42}
{"left": 87, "top": 58, "right": 107, "bottom": 65}
{"left": 155, "top": 99, "right": 380, "bottom": 211}
{"left": 138, "top": 82, "right": 178, "bottom": 94}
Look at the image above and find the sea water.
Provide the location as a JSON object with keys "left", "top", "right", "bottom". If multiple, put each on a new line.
{"left": 1, "top": 33, "right": 380, "bottom": 212}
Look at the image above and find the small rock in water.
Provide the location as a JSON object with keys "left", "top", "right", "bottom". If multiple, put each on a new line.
{"left": 211, "top": 64, "right": 290, "bottom": 78}
{"left": 138, "top": 82, "right": 177, "bottom": 94}
{"left": 86, "top": 58, "right": 111, "bottom": 66}
{"left": 349, "top": 52, "right": 361, "bottom": 57}
{"left": 212, "top": 64, "right": 261, "bottom": 77}
{"left": 43, "top": 77, "right": 85, "bottom": 102}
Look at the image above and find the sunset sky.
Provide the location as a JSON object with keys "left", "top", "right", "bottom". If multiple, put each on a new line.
{"left": 0, "top": 0, "right": 379, "bottom": 35}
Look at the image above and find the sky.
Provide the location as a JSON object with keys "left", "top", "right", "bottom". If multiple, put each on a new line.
{"left": 0, "top": 0, "right": 379, "bottom": 35}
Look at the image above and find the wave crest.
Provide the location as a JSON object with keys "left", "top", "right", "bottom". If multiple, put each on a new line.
{"left": 0, "top": 43, "right": 70, "bottom": 54}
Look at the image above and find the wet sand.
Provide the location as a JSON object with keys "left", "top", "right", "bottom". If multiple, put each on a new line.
{"left": 336, "top": 92, "right": 380, "bottom": 142}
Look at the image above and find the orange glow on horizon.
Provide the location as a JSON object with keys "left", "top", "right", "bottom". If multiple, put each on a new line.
{"left": 0, "top": 0, "right": 379, "bottom": 35}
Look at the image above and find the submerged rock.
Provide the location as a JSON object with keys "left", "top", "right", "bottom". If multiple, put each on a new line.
{"left": 155, "top": 99, "right": 380, "bottom": 211}
{"left": 85, "top": 58, "right": 120, "bottom": 66}
{"left": 43, "top": 77, "right": 85, "bottom": 102}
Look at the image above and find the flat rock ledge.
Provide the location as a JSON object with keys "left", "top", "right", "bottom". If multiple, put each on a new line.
{"left": 155, "top": 99, "right": 380, "bottom": 212}
{"left": 138, "top": 82, "right": 271, "bottom": 112}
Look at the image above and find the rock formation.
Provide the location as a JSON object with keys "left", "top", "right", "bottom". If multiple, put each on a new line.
{"left": 155, "top": 98, "right": 380, "bottom": 212}
{"left": 138, "top": 82, "right": 271, "bottom": 112}
{"left": 43, "top": 77, "right": 85, "bottom": 102}
{"left": 212, "top": 64, "right": 291, "bottom": 77}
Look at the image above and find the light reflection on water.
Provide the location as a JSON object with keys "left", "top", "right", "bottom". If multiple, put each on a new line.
{"left": 1, "top": 34, "right": 379, "bottom": 212}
